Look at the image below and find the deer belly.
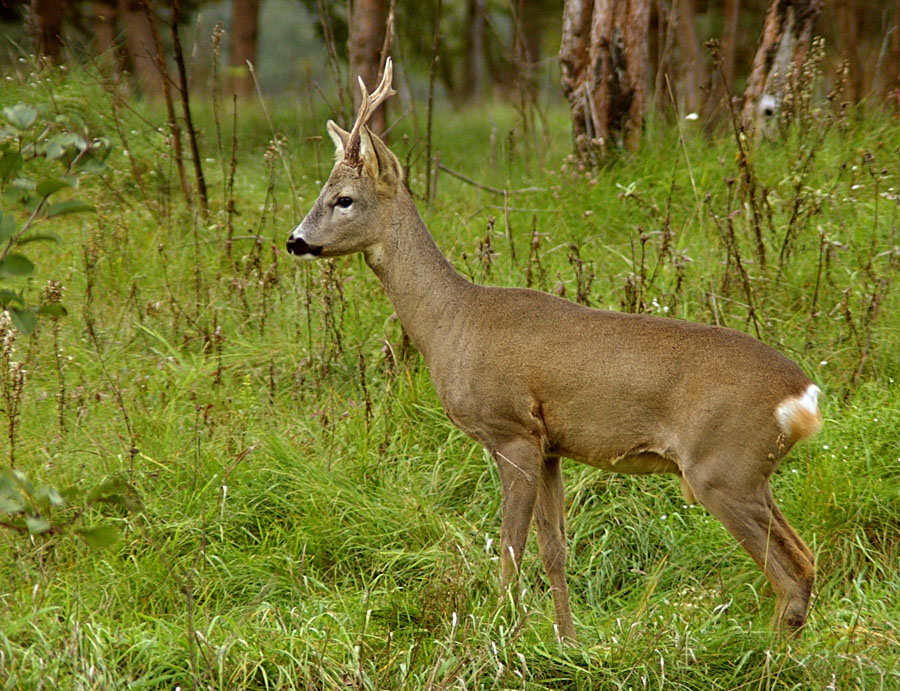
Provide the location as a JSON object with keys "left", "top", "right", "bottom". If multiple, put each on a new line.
{"left": 571, "top": 446, "right": 681, "bottom": 475}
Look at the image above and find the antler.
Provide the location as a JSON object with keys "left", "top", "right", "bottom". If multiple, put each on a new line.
{"left": 345, "top": 57, "right": 396, "bottom": 163}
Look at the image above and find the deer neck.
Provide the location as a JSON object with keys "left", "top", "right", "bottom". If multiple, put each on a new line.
{"left": 364, "top": 195, "right": 471, "bottom": 358}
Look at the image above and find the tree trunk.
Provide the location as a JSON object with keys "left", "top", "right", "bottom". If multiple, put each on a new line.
{"left": 703, "top": 0, "right": 739, "bottom": 122}
{"left": 94, "top": 0, "right": 116, "bottom": 54}
{"left": 31, "top": 0, "right": 65, "bottom": 62}
{"left": 463, "top": 0, "right": 485, "bottom": 102}
{"left": 721, "top": 0, "right": 740, "bottom": 88}
{"left": 518, "top": 0, "right": 542, "bottom": 72}
{"left": 229, "top": 0, "right": 260, "bottom": 98}
{"left": 676, "top": 0, "right": 706, "bottom": 114}
{"left": 650, "top": 0, "right": 675, "bottom": 115}
{"left": 560, "top": 0, "right": 650, "bottom": 160}
{"left": 94, "top": 0, "right": 120, "bottom": 76}
{"left": 835, "top": 0, "right": 863, "bottom": 102}
{"left": 881, "top": 0, "right": 900, "bottom": 106}
{"left": 560, "top": 0, "right": 593, "bottom": 152}
{"left": 349, "top": 0, "right": 389, "bottom": 135}
{"left": 118, "top": 0, "right": 164, "bottom": 98}
{"left": 513, "top": 0, "right": 542, "bottom": 120}
{"left": 741, "top": 0, "right": 822, "bottom": 132}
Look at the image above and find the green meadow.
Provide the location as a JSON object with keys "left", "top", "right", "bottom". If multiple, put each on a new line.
{"left": 1, "top": 60, "right": 899, "bottom": 688}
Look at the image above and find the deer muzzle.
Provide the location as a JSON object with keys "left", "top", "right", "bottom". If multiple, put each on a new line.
{"left": 286, "top": 232, "right": 323, "bottom": 260}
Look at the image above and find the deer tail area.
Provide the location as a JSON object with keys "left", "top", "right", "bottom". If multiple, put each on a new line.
{"left": 775, "top": 383, "right": 824, "bottom": 445}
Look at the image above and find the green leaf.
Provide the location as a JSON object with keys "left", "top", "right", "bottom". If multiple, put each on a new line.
{"left": 92, "top": 492, "right": 143, "bottom": 513}
{"left": 33, "top": 485, "right": 65, "bottom": 510}
{"left": 3, "top": 177, "right": 35, "bottom": 204}
{"left": 0, "top": 472, "right": 15, "bottom": 493}
{"left": 46, "top": 199, "right": 95, "bottom": 217}
{"left": 36, "top": 178, "right": 72, "bottom": 197}
{"left": 88, "top": 477, "right": 129, "bottom": 502}
{"left": 74, "top": 153, "right": 108, "bottom": 173}
{"left": 2, "top": 104, "right": 37, "bottom": 130}
{"left": 77, "top": 524, "right": 120, "bottom": 550}
{"left": 0, "top": 489, "right": 25, "bottom": 513}
{"left": 3, "top": 468, "right": 34, "bottom": 495}
{"left": 88, "top": 477, "right": 142, "bottom": 512}
{"left": 0, "top": 212, "right": 15, "bottom": 242}
{"left": 25, "top": 515, "right": 50, "bottom": 535}
{"left": 0, "top": 517, "right": 26, "bottom": 532}
{"left": 37, "top": 303, "right": 67, "bottom": 317}
{"left": 0, "top": 150, "right": 23, "bottom": 182}
{"left": 60, "top": 485, "right": 83, "bottom": 503}
{"left": 51, "top": 132, "right": 88, "bottom": 152}
{"left": 11, "top": 177, "right": 36, "bottom": 192}
{"left": 0, "top": 253, "right": 35, "bottom": 277}
{"left": 41, "top": 140, "right": 65, "bottom": 160}
{"left": 9, "top": 306, "right": 37, "bottom": 334}
{"left": 17, "top": 232, "right": 61, "bottom": 245}
{"left": 0, "top": 289, "right": 24, "bottom": 307}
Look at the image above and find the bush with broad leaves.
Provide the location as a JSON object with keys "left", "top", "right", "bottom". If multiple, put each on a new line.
{"left": 0, "top": 101, "right": 111, "bottom": 332}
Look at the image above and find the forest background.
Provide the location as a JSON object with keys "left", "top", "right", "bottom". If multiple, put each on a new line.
{"left": 0, "top": 0, "right": 899, "bottom": 688}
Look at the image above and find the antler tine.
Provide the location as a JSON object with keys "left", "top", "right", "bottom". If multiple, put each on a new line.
{"left": 366, "top": 57, "right": 396, "bottom": 118}
{"left": 345, "top": 57, "right": 396, "bottom": 161}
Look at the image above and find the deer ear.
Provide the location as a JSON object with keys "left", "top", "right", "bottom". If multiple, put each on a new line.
{"left": 326, "top": 120, "right": 350, "bottom": 159}
{"left": 358, "top": 127, "right": 381, "bottom": 178}
{"left": 359, "top": 126, "right": 403, "bottom": 186}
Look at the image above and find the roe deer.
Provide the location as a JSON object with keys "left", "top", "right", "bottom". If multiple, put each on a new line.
{"left": 286, "top": 59, "right": 821, "bottom": 641}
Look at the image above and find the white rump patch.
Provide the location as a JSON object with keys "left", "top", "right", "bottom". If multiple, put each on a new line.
{"left": 775, "top": 384, "right": 822, "bottom": 439}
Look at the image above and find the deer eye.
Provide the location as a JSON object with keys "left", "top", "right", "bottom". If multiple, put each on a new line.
{"left": 335, "top": 196, "right": 353, "bottom": 208}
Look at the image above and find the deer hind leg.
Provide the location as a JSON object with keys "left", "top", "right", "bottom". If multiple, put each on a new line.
{"left": 491, "top": 438, "right": 541, "bottom": 603}
{"left": 534, "top": 456, "right": 576, "bottom": 642}
{"left": 684, "top": 466, "right": 815, "bottom": 630}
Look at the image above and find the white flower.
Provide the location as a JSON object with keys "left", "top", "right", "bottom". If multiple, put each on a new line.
{"left": 685, "top": 112, "right": 699, "bottom": 121}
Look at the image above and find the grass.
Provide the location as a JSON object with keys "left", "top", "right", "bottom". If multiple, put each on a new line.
{"left": 1, "top": 58, "right": 899, "bottom": 688}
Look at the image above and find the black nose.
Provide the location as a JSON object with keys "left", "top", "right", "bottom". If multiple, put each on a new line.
{"left": 286, "top": 235, "right": 322, "bottom": 256}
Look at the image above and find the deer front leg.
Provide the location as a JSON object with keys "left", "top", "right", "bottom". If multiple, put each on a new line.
{"left": 491, "top": 439, "right": 541, "bottom": 609}
{"left": 534, "top": 456, "right": 576, "bottom": 642}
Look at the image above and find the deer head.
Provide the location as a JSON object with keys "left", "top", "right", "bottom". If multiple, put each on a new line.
{"left": 287, "top": 58, "right": 403, "bottom": 260}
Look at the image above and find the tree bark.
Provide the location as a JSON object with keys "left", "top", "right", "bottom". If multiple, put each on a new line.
{"left": 560, "top": 0, "right": 593, "bottom": 150}
{"left": 741, "top": 0, "right": 822, "bottom": 131}
{"left": 119, "top": 0, "right": 164, "bottom": 97}
{"left": 349, "top": 0, "right": 389, "bottom": 134}
{"left": 882, "top": 0, "right": 900, "bottom": 106}
{"left": 703, "top": 0, "right": 739, "bottom": 122}
{"left": 229, "top": 0, "right": 260, "bottom": 97}
{"left": 31, "top": 0, "right": 65, "bottom": 62}
{"left": 720, "top": 0, "right": 740, "bottom": 89}
{"left": 835, "top": 0, "right": 862, "bottom": 102}
{"left": 94, "top": 0, "right": 116, "bottom": 55}
{"left": 518, "top": 0, "right": 542, "bottom": 72}
{"left": 676, "top": 0, "right": 706, "bottom": 114}
{"left": 560, "top": 0, "right": 650, "bottom": 160}
{"left": 463, "top": 0, "right": 485, "bottom": 102}
{"left": 93, "top": 0, "right": 120, "bottom": 76}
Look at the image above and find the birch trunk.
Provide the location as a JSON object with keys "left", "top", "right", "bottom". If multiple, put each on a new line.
{"left": 741, "top": 0, "right": 822, "bottom": 131}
